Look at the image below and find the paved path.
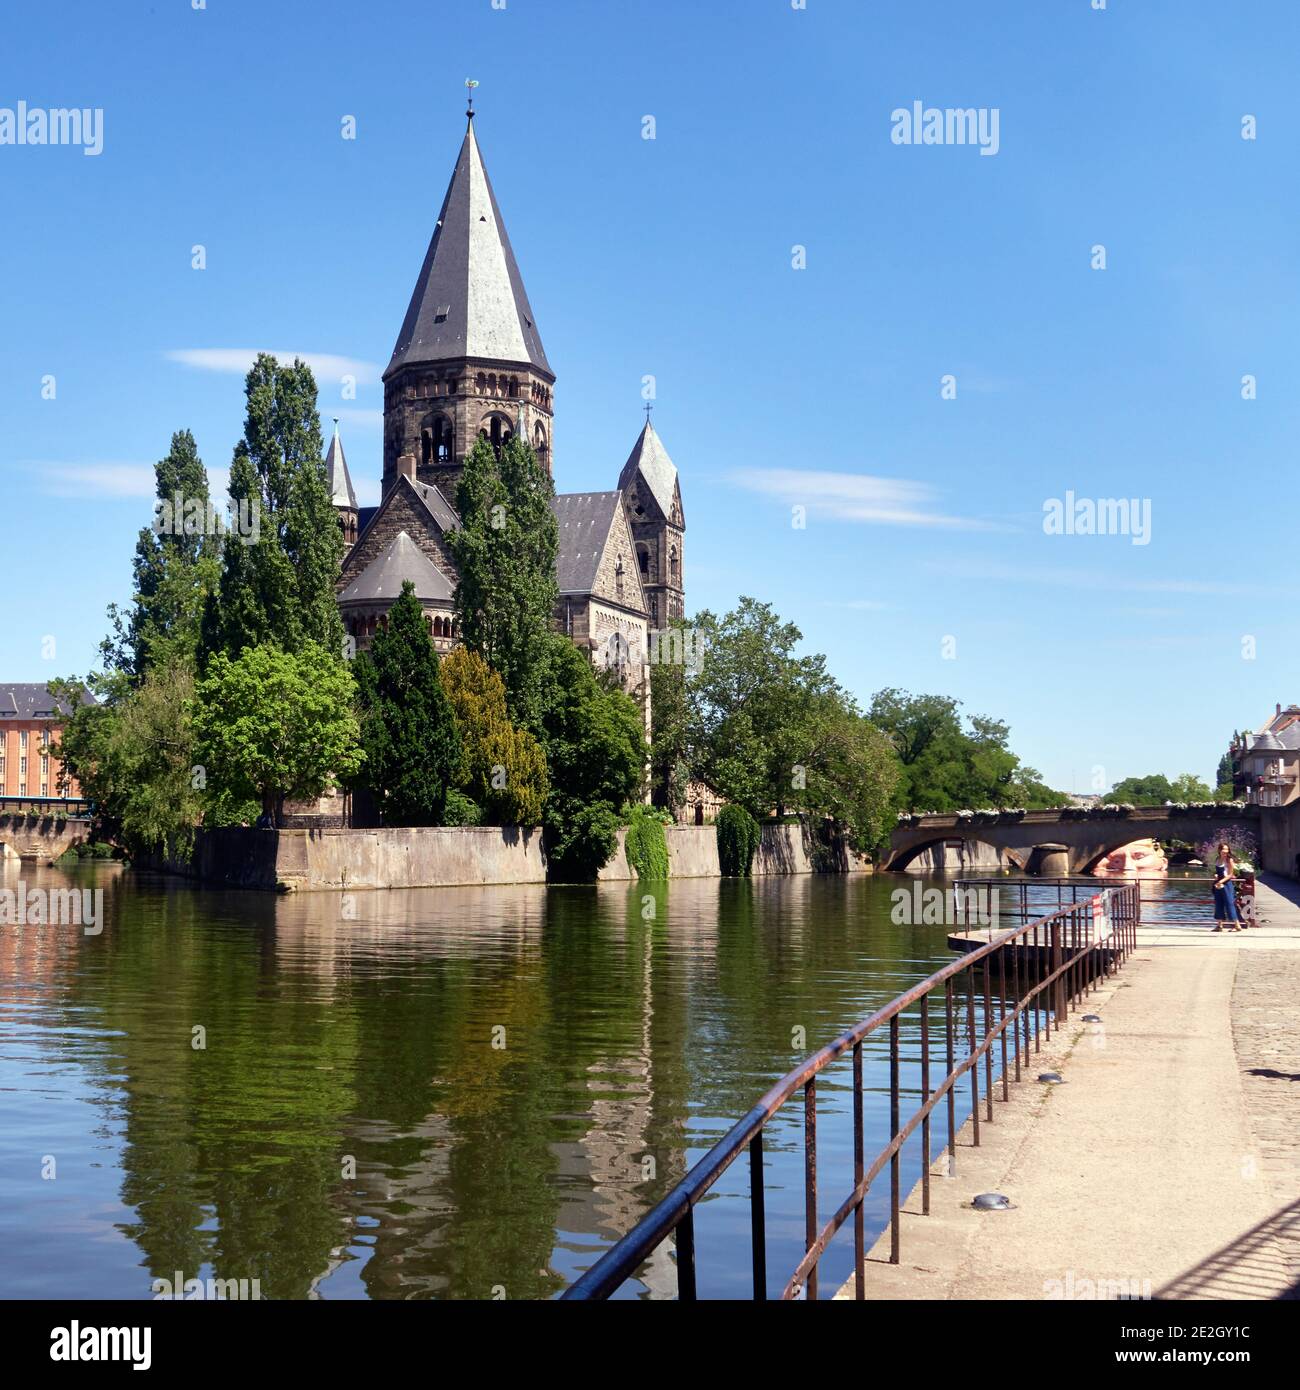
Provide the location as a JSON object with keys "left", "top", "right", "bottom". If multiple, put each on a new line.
{"left": 839, "top": 891, "right": 1300, "bottom": 1301}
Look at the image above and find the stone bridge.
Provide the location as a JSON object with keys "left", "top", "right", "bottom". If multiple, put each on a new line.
{"left": 0, "top": 813, "right": 93, "bottom": 862}
{"left": 884, "top": 804, "right": 1261, "bottom": 875}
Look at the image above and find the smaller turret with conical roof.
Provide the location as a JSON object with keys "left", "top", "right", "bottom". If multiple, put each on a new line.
{"left": 618, "top": 416, "right": 685, "bottom": 629}
{"left": 325, "top": 418, "right": 358, "bottom": 547}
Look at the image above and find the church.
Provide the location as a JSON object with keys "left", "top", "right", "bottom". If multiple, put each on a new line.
{"left": 324, "top": 103, "right": 686, "bottom": 709}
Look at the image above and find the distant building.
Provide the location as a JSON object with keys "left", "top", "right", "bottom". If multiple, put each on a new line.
{"left": 0, "top": 684, "right": 89, "bottom": 801}
{"left": 1231, "top": 704, "right": 1300, "bottom": 808}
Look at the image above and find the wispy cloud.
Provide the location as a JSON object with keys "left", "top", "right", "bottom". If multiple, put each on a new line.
{"left": 32, "top": 462, "right": 156, "bottom": 498}
{"left": 731, "top": 468, "right": 1004, "bottom": 530}
{"left": 31, "top": 460, "right": 234, "bottom": 504}
{"left": 926, "top": 559, "right": 1250, "bottom": 597}
{"left": 165, "top": 348, "right": 382, "bottom": 386}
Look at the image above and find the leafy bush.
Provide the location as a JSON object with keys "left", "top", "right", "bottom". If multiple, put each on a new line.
{"left": 442, "top": 790, "right": 483, "bottom": 827}
{"left": 717, "top": 804, "right": 761, "bottom": 877}
{"left": 625, "top": 803, "right": 669, "bottom": 880}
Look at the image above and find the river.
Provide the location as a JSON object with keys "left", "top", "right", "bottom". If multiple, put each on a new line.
{"left": 0, "top": 861, "right": 1213, "bottom": 1299}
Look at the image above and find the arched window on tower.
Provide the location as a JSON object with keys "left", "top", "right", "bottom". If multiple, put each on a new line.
{"left": 508, "top": 377, "right": 519, "bottom": 398}
{"left": 476, "top": 372, "right": 487, "bottom": 394}
{"left": 669, "top": 544, "right": 679, "bottom": 586}
{"left": 481, "top": 413, "right": 512, "bottom": 455}
{"left": 421, "top": 430, "right": 433, "bottom": 467}
{"left": 534, "top": 422, "right": 548, "bottom": 468}
{"left": 433, "top": 415, "right": 454, "bottom": 463}
{"left": 636, "top": 543, "right": 650, "bottom": 580}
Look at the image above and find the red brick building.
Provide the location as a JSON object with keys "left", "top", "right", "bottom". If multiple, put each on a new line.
{"left": 0, "top": 684, "right": 87, "bottom": 801}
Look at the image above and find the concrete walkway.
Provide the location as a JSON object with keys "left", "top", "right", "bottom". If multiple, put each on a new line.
{"left": 839, "top": 888, "right": 1300, "bottom": 1301}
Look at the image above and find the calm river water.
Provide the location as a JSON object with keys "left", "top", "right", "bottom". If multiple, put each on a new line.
{"left": 0, "top": 862, "right": 1211, "bottom": 1300}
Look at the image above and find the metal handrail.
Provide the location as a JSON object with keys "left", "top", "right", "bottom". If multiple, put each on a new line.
{"left": 562, "top": 881, "right": 1139, "bottom": 1301}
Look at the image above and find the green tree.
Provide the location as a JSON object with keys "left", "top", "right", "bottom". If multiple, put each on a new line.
{"left": 353, "top": 582, "right": 461, "bottom": 827}
{"left": 688, "top": 599, "right": 898, "bottom": 846}
{"left": 449, "top": 433, "right": 558, "bottom": 730}
{"left": 868, "top": 688, "right": 1062, "bottom": 812}
{"left": 202, "top": 354, "right": 344, "bottom": 662}
{"left": 536, "top": 634, "right": 645, "bottom": 880}
{"left": 1169, "top": 772, "right": 1214, "bottom": 802}
{"left": 439, "top": 646, "right": 547, "bottom": 826}
{"left": 648, "top": 617, "right": 691, "bottom": 815}
{"left": 1108, "top": 773, "right": 1174, "bottom": 804}
{"left": 103, "top": 429, "right": 221, "bottom": 679}
{"left": 194, "top": 642, "right": 362, "bottom": 824}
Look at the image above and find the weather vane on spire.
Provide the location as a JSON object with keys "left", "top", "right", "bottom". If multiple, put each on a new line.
{"left": 465, "top": 78, "right": 479, "bottom": 119}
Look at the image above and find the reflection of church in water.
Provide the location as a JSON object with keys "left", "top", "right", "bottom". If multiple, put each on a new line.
{"left": 325, "top": 102, "right": 686, "bottom": 697}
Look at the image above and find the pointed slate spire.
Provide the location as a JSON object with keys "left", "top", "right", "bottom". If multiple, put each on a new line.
{"left": 325, "top": 418, "right": 357, "bottom": 510}
{"left": 618, "top": 418, "right": 681, "bottom": 522}
{"left": 386, "top": 113, "right": 550, "bottom": 377}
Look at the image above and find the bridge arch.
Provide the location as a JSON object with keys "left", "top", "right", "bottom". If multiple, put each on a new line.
{"left": 888, "top": 835, "right": 1021, "bottom": 874}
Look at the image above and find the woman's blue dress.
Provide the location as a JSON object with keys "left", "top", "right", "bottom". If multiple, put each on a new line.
{"left": 1213, "top": 867, "right": 1239, "bottom": 922}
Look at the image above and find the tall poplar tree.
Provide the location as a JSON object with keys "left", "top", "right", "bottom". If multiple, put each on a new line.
{"left": 449, "top": 433, "right": 558, "bottom": 730}
{"left": 202, "top": 354, "right": 344, "bottom": 662}
{"left": 103, "top": 429, "right": 221, "bottom": 680}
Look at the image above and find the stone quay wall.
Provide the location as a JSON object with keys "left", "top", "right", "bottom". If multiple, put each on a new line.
{"left": 153, "top": 822, "right": 857, "bottom": 892}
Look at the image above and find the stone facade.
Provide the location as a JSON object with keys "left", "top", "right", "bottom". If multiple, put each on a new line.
{"left": 382, "top": 359, "right": 554, "bottom": 501}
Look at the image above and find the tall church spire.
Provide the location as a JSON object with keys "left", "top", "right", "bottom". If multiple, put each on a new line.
{"left": 382, "top": 102, "right": 555, "bottom": 498}
{"left": 386, "top": 113, "right": 550, "bottom": 377}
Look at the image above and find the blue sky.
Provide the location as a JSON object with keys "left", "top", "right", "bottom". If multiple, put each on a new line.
{"left": 2, "top": 0, "right": 1295, "bottom": 792}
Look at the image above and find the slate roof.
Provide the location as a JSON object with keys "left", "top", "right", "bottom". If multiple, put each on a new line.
{"left": 617, "top": 419, "right": 681, "bottom": 521}
{"left": 0, "top": 683, "right": 92, "bottom": 719}
{"left": 324, "top": 423, "right": 357, "bottom": 510}
{"left": 386, "top": 116, "right": 550, "bottom": 378}
{"left": 551, "top": 491, "right": 623, "bottom": 595}
{"left": 338, "top": 531, "right": 454, "bottom": 606}
{"left": 408, "top": 477, "right": 459, "bottom": 533}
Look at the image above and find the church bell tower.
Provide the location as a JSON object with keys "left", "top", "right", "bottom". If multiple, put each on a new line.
{"left": 382, "top": 101, "right": 555, "bottom": 502}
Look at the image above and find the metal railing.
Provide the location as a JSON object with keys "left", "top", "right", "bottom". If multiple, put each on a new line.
{"left": 0, "top": 795, "right": 92, "bottom": 820}
{"left": 562, "top": 880, "right": 1140, "bottom": 1301}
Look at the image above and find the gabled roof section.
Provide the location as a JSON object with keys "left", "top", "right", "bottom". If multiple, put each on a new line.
{"left": 324, "top": 422, "right": 357, "bottom": 510}
{"left": 338, "top": 531, "right": 454, "bottom": 606}
{"left": 552, "top": 491, "right": 622, "bottom": 596}
{"left": 386, "top": 116, "right": 551, "bottom": 378}
{"left": 349, "top": 473, "right": 460, "bottom": 562}
{"left": 618, "top": 419, "right": 681, "bottom": 523}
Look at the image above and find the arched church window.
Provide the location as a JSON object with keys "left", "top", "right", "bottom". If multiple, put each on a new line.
{"left": 508, "top": 377, "right": 519, "bottom": 398}
{"left": 534, "top": 423, "right": 548, "bottom": 466}
{"left": 433, "top": 415, "right": 454, "bottom": 463}
{"left": 636, "top": 543, "right": 650, "bottom": 578}
{"left": 476, "top": 372, "right": 487, "bottom": 393}
{"left": 670, "top": 545, "right": 679, "bottom": 585}
{"left": 421, "top": 430, "right": 433, "bottom": 467}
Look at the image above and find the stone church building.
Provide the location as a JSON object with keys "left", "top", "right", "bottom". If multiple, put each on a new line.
{"left": 328, "top": 106, "right": 685, "bottom": 705}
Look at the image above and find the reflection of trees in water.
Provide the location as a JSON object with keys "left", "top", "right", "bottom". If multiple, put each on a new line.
{"left": 31, "top": 865, "right": 940, "bottom": 1300}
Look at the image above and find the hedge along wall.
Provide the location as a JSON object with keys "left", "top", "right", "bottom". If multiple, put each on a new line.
{"left": 597, "top": 824, "right": 817, "bottom": 881}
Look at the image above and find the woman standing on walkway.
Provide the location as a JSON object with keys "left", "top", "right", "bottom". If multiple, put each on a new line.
{"left": 1212, "top": 842, "right": 1243, "bottom": 932}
